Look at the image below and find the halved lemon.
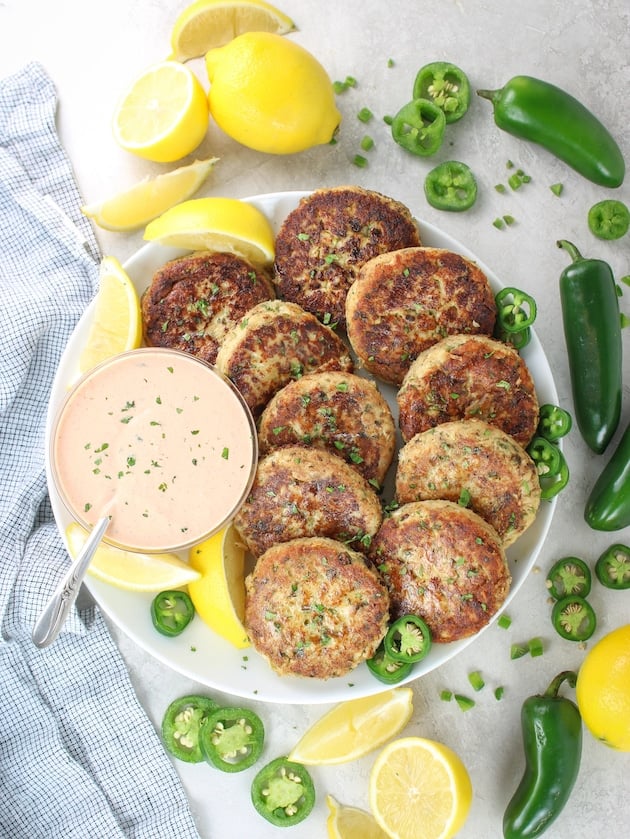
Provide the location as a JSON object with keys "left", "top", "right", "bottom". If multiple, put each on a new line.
{"left": 326, "top": 796, "right": 389, "bottom": 839}
{"left": 65, "top": 523, "right": 201, "bottom": 592}
{"left": 143, "top": 196, "right": 275, "bottom": 265}
{"left": 187, "top": 523, "right": 250, "bottom": 649}
{"left": 81, "top": 158, "right": 219, "bottom": 232}
{"left": 170, "top": 0, "right": 296, "bottom": 62}
{"left": 78, "top": 256, "right": 142, "bottom": 375}
{"left": 112, "top": 61, "right": 209, "bottom": 162}
{"left": 289, "top": 688, "right": 413, "bottom": 765}
{"left": 369, "top": 737, "right": 473, "bottom": 839}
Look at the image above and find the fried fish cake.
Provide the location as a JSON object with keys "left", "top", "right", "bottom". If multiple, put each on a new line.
{"left": 245, "top": 536, "right": 390, "bottom": 679}
{"left": 273, "top": 186, "right": 421, "bottom": 328}
{"left": 141, "top": 250, "right": 274, "bottom": 363}
{"left": 395, "top": 419, "right": 541, "bottom": 547}
{"left": 214, "top": 300, "right": 354, "bottom": 419}
{"left": 234, "top": 445, "right": 382, "bottom": 558}
{"left": 257, "top": 370, "right": 396, "bottom": 485}
{"left": 397, "top": 334, "right": 539, "bottom": 447}
{"left": 346, "top": 247, "right": 496, "bottom": 386}
{"left": 368, "top": 500, "right": 510, "bottom": 643}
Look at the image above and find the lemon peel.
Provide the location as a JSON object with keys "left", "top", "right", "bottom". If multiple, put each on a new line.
{"left": 187, "top": 524, "right": 250, "bottom": 649}
{"left": 205, "top": 31, "right": 341, "bottom": 154}
{"left": 112, "top": 61, "right": 209, "bottom": 163}
{"left": 78, "top": 256, "right": 142, "bottom": 375}
{"left": 66, "top": 523, "right": 201, "bottom": 592}
{"left": 289, "top": 688, "right": 413, "bottom": 765}
{"left": 143, "top": 196, "right": 275, "bottom": 265}
{"left": 81, "top": 158, "right": 218, "bottom": 232}
{"left": 170, "top": 0, "right": 296, "bottom": 62}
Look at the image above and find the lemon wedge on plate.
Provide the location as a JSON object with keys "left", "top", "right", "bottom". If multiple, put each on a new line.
{"left": 170, "top": 0, "right": 296, "bottom": 62}
{"left": 112, "top": 61, "right": 209, "bottom": 162}
{"left": 369, "top": 737, "right": 473, "bottom": 839}
{"left": 288, "top": 688, "right": 413, "bottom": 765}
{"left": 187, "top": 523, "right": 250, "bottom": 649}
{"left": 78, "top": 256, "right": 142, "bottom": 375}
{"left": 326, "top": 796, "right": 389, "bottom": 839}
{"left": 144, "top": 196, "right": 275, "bottom": 265}
{"left": 81, "top": 158, "right": 218, "bottom": 232}
{"left": 65, "top": 523, "right": 201, "bottom": 592}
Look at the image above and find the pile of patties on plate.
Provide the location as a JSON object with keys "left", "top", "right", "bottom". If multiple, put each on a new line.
{"left": 140, "top": 186, "right": 542, "bottom": 680}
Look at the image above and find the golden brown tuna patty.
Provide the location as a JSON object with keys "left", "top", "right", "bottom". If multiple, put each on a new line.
{"left": 257, "top": 370, "right": 396, "bottom": 486}
{"left": 397, "top": 334, "right": 539, "bottom": 447}
{"left": 214, "top": 300, "right": 353, "bottom": 419}
{"left": 141, "top": 250, "right": 274, "bottom": 363}
{"left": 368, "top": 500, "right": 510, "bottom": 643}
{"left": 273, "top": 186, "right": 421, "bottom": 328}
{"left": 245, "top": 536, "right": 390, "bottom": 679}
{"left": 395, "top": 419, "right": 541, "bottom": 547}
{"left": 234, "top": 445, "right": 382, "bottom": 558}
{"left": 346, "top": 247, "right": 496, "bottom": 386}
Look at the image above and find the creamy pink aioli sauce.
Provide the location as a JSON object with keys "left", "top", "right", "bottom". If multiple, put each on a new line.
{"left": 52, "top": 349, "right": 257, "bottom": 552}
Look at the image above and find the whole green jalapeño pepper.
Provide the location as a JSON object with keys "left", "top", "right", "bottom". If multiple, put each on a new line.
{"left": 477, "top": 76, "right": 625, "bottom": 187}
{"left": 585, "top": 420, "right": 630, "bottom": 531}
{"left": 503, "top": 671, "right": 582, "bottom": 839}
{"left": 557, "top": 240, "right": 622, "bottom": 454}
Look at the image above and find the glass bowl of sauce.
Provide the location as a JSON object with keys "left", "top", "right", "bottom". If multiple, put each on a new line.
{"left": 49, "top": 348, "right": 258, "bottom": 553}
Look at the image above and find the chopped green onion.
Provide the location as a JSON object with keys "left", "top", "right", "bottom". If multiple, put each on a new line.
{"left": 493, "top": 218, "right": 505, "bottom": 230}
{"left": 510, "top": 643, "right": 528, "bottom": 660}
{"left": 345, "top": 76, "right": 357, "bottom": 88}
{"left": 454, "top": 694, "right": 475, "bottom": 712}
{"left": 360, "top": 135, "right": 374, "bottom": 151}
{"left": 440, "top": 689, "right": 453, "bottom": 702}
{"left": 357, "top": 107, "right": 373, "bottom": 123}
{"left": 333, "top": 80, "right": 347, "bottom": 94}
{"left": 550, "top": 183, "right": 563, "bottom": 196}
{"left": 468, "top": 670, "right": 485, "bottom": 692}
{"left": 387, "top": 58, "right": 395, "bottom": 68}
{"left": 494, "top": 686, "right": 505, "bottom": 700}
{"left": 619, "top": 275, "right": 630, "bottom": 287}
{"left": 352, "top": 154, "right": 368, "bottom": 168}
{"left": 508, "top": 173, "right": 523, "bottom": 190}
{"left": 383, "top": 114, "right": 394, "bottom": 126}
{"left": 503, "top": 214, "right": 515, "bottom": 226}
{"left": 528, "top": 637, "right": 544, "bottom": 657}
{"left": 498, "top": 614, "right": 512, "bottom": 630}
{"left": 495, "top": 183, "right": 507, "bottom": 193}
{"left": 506, "top": 160, "right": 514, "bottom": 169}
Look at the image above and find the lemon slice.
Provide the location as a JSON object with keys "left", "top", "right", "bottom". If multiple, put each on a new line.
{"left": 144, "top": 196, "right": 275, "bottom": 265}
{"left": 81, "top": 158, "right": 219, "bottom": 232}
{"left": 326, "top": 796, "right": 389, "bottom": 839}
{"left": 187, "top": 523, "right": 250, "bottom": 649}
{"left": 78, "top": 256, "right": 142, "bottom": 375}
{"left": 65, "top": 523, "right": 201, "bottom": 592}
{"left": 288, "top": 688, "right": 413, "bottom": 765}
{"left": 369, "top": 737, "right": 473, "bottom": 839}
{"left": 170, "top": 0, "right": 296, "bottom": 62}
{"left": 112, "top": 61, "right": 209, "bottom": 163}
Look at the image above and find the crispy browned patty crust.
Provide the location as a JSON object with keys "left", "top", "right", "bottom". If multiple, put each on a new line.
{"left": 234, "top": 445, "right": 382, "bottom": 558}
{"left": 395, "top": 419, "right": 541, "bottom": 547}
{"left": 273, "top": 186, "right": 421, "bottom": 328}
{"left": 257, "top": 370, "right": 396, "bottom": 485}
{"left": 141, "top": 250, "right": 274, "bottom": 363}
{"left": 346, "top": 247, "right": 497, "bottom": 386}
{"left": 368, "top": 500, "right": 510, "bottom": 643}
{"left": 397, "top": 334, "right": 539, "bottom": 447}
{"left": 245, "top": 536, "right": 390, "bottom": 678}
{"left": 215, "top": 300, "right": 354, "bottom": 419}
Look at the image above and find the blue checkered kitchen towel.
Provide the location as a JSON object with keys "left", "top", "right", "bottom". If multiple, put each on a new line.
{"left": 0, "top": 63, "right": 201, "bottom": 838}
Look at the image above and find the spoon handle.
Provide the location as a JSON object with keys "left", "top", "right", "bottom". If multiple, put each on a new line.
{"left": 32, "top": 516, "right": 110, "bottom": 649}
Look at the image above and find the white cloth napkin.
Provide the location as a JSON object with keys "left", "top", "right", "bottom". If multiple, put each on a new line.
{"left": 0, "top": 62, "right": 201, "bottom": 838}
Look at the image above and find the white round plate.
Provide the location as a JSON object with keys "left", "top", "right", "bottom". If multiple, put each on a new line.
{"left": 46, "top": 190, "right": 558, "bottom": 704}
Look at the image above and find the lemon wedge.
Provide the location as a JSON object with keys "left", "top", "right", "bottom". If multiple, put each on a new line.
{"left": 78, "top": 256, "right": 142, "bottom": 375}
{"left": 288, "top": 688, "right": 413, "bottom": 765}
{"left": 326, "top": 796, "right": 389, "bottom": 839}
{"left": 81, "top": 158, "right": 219, "bottom": 232}
{"left": 187, "top": 524, "right": 250, "bottom": 649}
{"left": 65, "top": 523, "right": 201, "bottom": 592}
{"left": 170, "top": 0, "right": 296, "bottom": 62}
{"left": 369, "top": 737, "right": 473, "bottom": 839}
{"left": 144, "top": 196, "right": 275, "bottom": 265}
{"left": 112, "top": 61, "right": 209, "bottom": 162}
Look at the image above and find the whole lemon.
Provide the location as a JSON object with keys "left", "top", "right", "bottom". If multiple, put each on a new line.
{"left": 205, "top": 31, "right": 341, "bottom": 154}
{"left": 575, "top": 623, "right": 630, "bottom": 750}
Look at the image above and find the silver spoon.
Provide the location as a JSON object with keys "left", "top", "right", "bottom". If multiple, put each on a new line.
{"left": 32, "top": 515, "right": 111, "bottom": 648}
